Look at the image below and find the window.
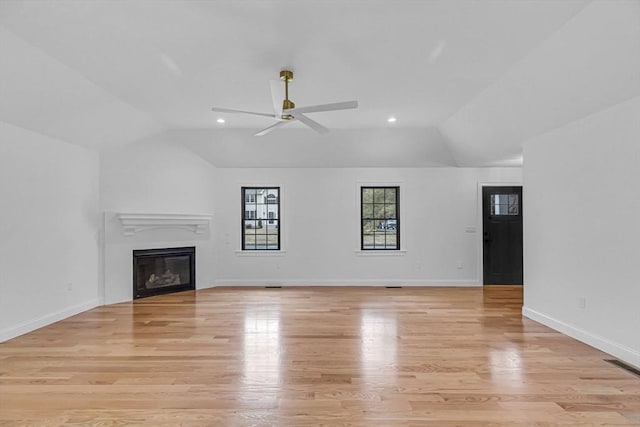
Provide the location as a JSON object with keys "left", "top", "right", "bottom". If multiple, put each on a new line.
{"left": 361, "top": 186, "right": 399, "bottom": 250}
{"left": 242, "top": 187, "right": 280, "bottom": 250}
{"left": 491, "top": 194, "right": 519, "bottom": 216}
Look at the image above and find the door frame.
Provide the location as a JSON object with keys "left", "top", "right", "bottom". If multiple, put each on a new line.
{"left": 476, "top": 181, "right": 522, "bottom": 285}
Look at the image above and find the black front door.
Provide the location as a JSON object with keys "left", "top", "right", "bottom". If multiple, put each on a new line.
{"left": 482, "top": 186, "right": 523, "bottom": 285}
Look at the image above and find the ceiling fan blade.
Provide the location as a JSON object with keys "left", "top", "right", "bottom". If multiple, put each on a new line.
{"left": 255, "top": 120, "right": 289, "bottom": 137}
{"left": 212, "top": 107, "right": 275, "bottom": 118}
{"left": 288, "top": 100, "right": 358, "bottom": 115}
{"left": 269, "top": 80, "right": 283, "bottom": 117}
{"left": 296, "top": 114, "right": 329, "bottom": 134}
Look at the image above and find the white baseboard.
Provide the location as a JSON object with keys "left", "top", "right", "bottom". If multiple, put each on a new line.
{"left": 213, "top": 279, "right": 481, "bottom": 287}
{"left": 0, "top": 299, "right": 100, "bottom": 343}
{"left": 523, "top": 306, "right": 640, "bottom": 369}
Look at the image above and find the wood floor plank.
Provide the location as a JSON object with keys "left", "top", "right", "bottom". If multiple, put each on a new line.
{"left": 1, "top": 286, "right": 640, "bottom": 425}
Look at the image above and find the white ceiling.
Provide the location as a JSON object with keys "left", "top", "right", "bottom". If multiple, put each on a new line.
{"left": 0, "top": 0, "right": 638, "bottom": 167}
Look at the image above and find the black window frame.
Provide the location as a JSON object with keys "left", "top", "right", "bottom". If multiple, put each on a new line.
{"left": 360, "top": 186, "right": 400, "bottom": 250}
{"left": 241, "top": 186, "right": 281, "bottom": 251}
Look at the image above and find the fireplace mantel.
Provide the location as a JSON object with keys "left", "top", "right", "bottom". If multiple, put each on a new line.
{"left": 117, "top": 213, "right": 212, "bottom": 236}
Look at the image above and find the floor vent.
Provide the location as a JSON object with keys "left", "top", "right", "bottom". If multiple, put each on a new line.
{"left": 385, "top": 286, "right": 403, "bottom": 288}
{"left": 265, "top": 286, "right": 282, "bottom": 289}
{"left": 604, "top": 359, "right": 640, "bottom": 378}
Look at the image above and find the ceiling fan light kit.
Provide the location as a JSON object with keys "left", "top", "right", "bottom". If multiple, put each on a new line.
{"left": 212, "top": 70, "right": 358, "bottom": 136}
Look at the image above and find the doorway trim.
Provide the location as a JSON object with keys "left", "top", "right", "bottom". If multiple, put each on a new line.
{"left": 476, "top": 181, "right": 522, "bottom": 285}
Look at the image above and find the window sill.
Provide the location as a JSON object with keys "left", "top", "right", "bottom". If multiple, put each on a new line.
{"left": 355, "top": 249, "right": 407, "bottom": 257}
{"left": 235, "top": 250, "right": 287, "bottom": 257}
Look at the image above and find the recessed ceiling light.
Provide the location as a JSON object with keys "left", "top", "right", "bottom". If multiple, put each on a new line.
{"left": 387, "top": 117, "right": 397, "bottom": 123}
{"left": 216, "top": 118, "right": 225, "bottom": 124}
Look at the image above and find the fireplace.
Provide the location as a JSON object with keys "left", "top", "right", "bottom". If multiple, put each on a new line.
{"left": 133, "top": 246, "right": 195, "bottom": 299}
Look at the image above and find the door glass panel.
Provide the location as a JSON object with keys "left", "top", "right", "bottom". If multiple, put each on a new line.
{"left": 491, "top": 193, "right": 519, "bottom": 216}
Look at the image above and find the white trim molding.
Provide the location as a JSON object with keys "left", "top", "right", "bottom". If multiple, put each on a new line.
{"left": 354, "top": 249, "right": 407, "bottom": 257}
{"left": 235, "top": 250, "right": 287, "bottom": 257}
{"left": 523, "top": 306, "right": 640, "bottom": 370}
{"left": 0, "top": 299, "right": 100, "bottom": 343}
{"left": 213, "top": 279, "right": 480, "bottom": 287}
{"left": 117, "top": 213, "right": 212, "bottom": 236}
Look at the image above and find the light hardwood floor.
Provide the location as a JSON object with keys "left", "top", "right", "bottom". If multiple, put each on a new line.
{"left": 1, "top": 286, "right": 639, "bottom": 426}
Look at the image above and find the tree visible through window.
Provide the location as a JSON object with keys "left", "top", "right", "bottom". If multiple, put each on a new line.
{"left": 361, "top": 187, "right": 399, "bottom": 250}
{"left": 242, "top": 187, "right": 280, "bottom": 250}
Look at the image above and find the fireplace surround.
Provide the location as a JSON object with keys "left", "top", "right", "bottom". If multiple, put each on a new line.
{"left": 133, "top": 246, "right": 195, "bottom": 299}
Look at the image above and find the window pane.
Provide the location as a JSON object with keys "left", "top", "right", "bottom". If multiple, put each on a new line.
{"left": 266, "top": 189, "right": 278, "bottom": 204}
{"left": 244, "top": 232, "right": 256, "bottom": 247}
{"left": 508, "top": 194, "right": 519, "bottom": 215}
{"left": 491, "top": 193, "right": 519, "bottom": 216}
{"left": 373, "top": 188, "right": 385, "bottom": 203}
{"left": 255, "top": 235, "right": 267, "bottom": 249}
{"left": 385, "top": 230, "right": 397, "bottom": 248}
{"left": 245, "top": 189, "right": 257, "bottom": 203}
{"left": 362, "top": 188, "right": 373, "bottom": 203}
{"left": 362, "top": 233, "right": 374, "bottom": 249}
{"left": 362, "top": 204, "right": 373, "bottom": 219}
{"left": 384, "top": 188, "right": 396, "bottom": 203}
{"left": 362, "top": 220, "right": 374, "bottom": 233}
{"left": 244, "top": 220, "right": 256, "bottom": 229}
{"left": 266, "top": 222, "right": 279, "bottom": 234}
{"left": 267, "top": 234, "right": 279, "bottom": 249}
{"left": 267, "top": 204, "right": 279, "bottom": 219}
{"left": 384, "top": 205, "right": 396, "bottom": 219}
{"left": 373, "top": 204, "right": 385, "bottom": 218}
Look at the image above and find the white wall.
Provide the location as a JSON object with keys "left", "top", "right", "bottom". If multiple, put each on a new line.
{"left": 213, "top": 167, "right": 521, "bottom": 285}
{"left": 100, "top": 135, "right": 217, "bottom": 304}
{"left": 0, "top": 122, "right": 100, "bottom": 342}
{"left": 0, "top": 122, "right": 521, "bottom": 337}
{"left": 523, "top": 96, "right": 640, "bottom": 367}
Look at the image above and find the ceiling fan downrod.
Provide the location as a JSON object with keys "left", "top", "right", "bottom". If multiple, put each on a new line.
{"left": 280, "top": 70, "right": 295, "bottom": 120}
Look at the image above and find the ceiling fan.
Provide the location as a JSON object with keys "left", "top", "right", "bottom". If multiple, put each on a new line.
{"left": 212, "top": 70, "right": 358, "bottom": 136}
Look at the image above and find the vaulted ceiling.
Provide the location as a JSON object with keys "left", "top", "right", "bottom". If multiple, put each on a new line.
{"left": 1, "top": 0, "right": 638, "bottom": 167}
